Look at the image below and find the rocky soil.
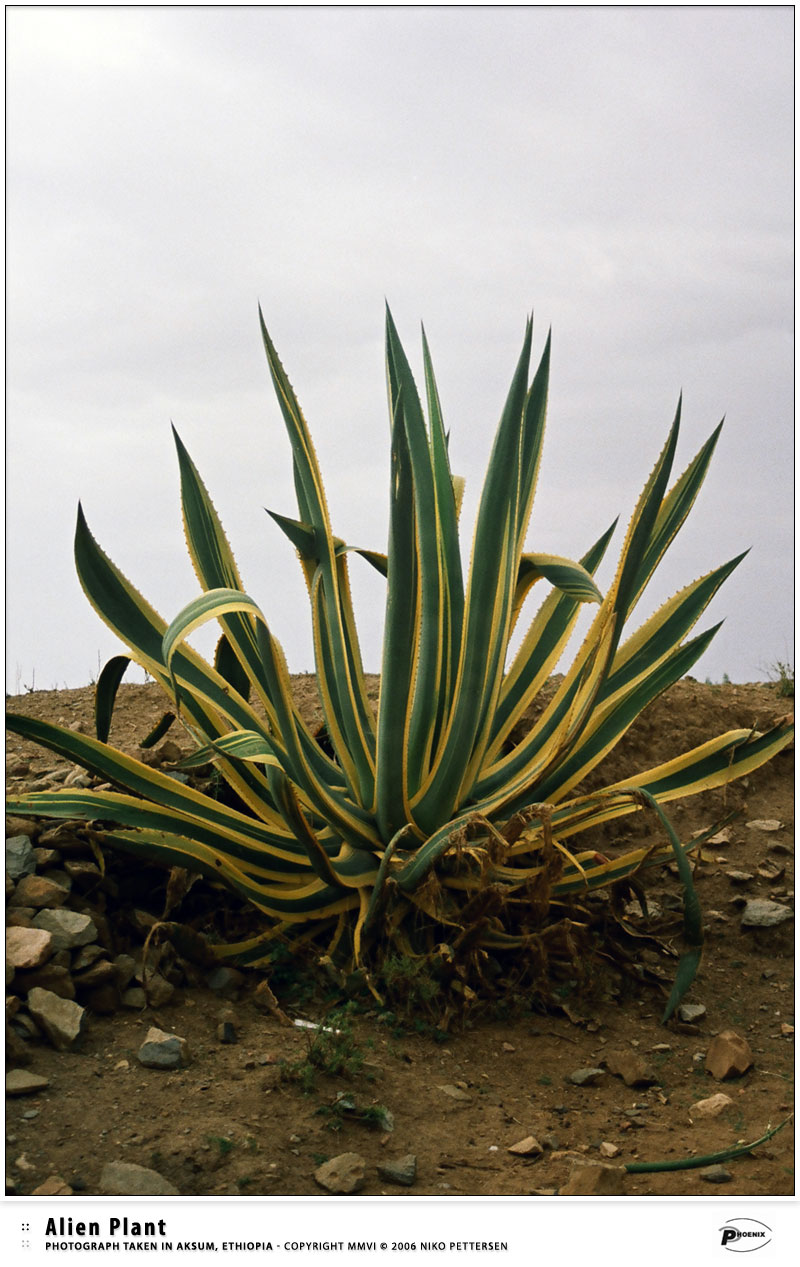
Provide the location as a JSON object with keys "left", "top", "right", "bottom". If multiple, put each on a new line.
{"left": 5, "top": 677, "right": 795, "bottom": 1198}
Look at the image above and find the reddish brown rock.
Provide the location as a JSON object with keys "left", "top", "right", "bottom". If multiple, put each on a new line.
{"left": 604, "top": 1048, "right": 658, "bottom": 1087}
{"left": 6, "top": 926, "right": 53, "bottom": 970}
{"left": 705, "top": 1030, "right": 754, "bottom": 1080}
{"left": 560, "top": 1161, "right": 627, "bottom": 1195}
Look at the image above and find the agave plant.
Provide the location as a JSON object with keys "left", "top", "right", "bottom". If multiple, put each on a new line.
{"left": 7, "top": 309, "right": 793, "bottom": 1018}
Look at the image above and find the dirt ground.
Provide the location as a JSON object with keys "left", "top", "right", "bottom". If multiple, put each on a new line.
{"left": 5, "top": 676, "right": 795, "bottom": 1198}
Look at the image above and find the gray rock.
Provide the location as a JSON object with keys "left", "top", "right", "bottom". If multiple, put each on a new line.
{"left": 112, "top": 954, "right": 137, "bottom": 988}
{"left": 121, "top": 987, "right": 147, "bottom": 1010}
{"left": 314, "top": 1152, "right": 366, "bottom": 1194}
{"left": 6, "top": 1069, "right": 50, "bottom": 1096}
{"left": 677, "top": 1003, "right": 707, "bottom": 1024}
{"left": 437, "top": 1084, "right": 473, "bottom": 1102}
{"left": 6, "top": 926, "right": 53, "bottom": 970}
{"left": 139, "top": 971, "right": 174, "bottom": 1007}
{"left": 567, "top": 1067, "right": 606, "bottom": 1086}
{"left": 700, "top": 1164, "right": 732, "bottom": 1183}
{"left": 6, "top": 835, "right": 36, "bottom": 881}
{"left": 377, "top": 1154, "right": 417, "bottom": 1186}
{"left": 205, "top": 966, "right": 245, "bottom": 997}
{"left": 741, "top": 899, "right": 794, "bottom": 928}
{"left": 32, "top": 909, "right": 98, "bottom": 951}
{"left": 26, "top": 987, "right": 86, "bottom": 1050}
{"left": 137, "top": 1026, "right": 191, "bottom": 1069}
{"left": 71, "top": 944, "right": 106, "bottom": 971}
{"left": 99, "top": 1161, "right": 180, "bottom": 1196}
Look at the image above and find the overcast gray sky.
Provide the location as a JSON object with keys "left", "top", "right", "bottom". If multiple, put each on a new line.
{"left": 6, "top": 6, "right": 794, "bottom": 694}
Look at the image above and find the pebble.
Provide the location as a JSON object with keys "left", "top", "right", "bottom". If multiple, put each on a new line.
{"left": 677, "top": 1004, "right": 707, "bottom": 1025}
{"left": 32, "top": 1175, "right": 74, "bottom": 1196}
{"left": 314, "top": 1152, "right": 366, "bottom": 1194}
{"left": 438, "top": 1084, "right": 473, "bottom": 1102}
{"left": 100, "top": 1161, "right": 180, "bottom": 1196}
{"left": 377, "top": 1154, "right": 417, "bottom": 1186}
{"left": 560, "top": 1161, "right": 626, "bottom": 1195}
{"left": 6, "top": 1069, "right": 50, "bottom": 1096}
{"left": 137, "top": 1026, "right": 191, "bottom": 1069}
{"left": 688, "top": 1092, "right": 734, "bottom": 1120}
{"left": 507, "top": 1136, "right": 543, "bottom": 1157}
{"left": 705, "top": 1030, "right": 754, "bottom": 1080}
{"left": 700, "top": 1164, "right": 732, "bottom": 1183}
{"left": 26, "top": 987, "right": 87, "bottom": 1050}
{"left": 740, "top": 899, "right": 794, "bottom": 928}
{"left": 567, "top": 1067, "right": 605, "bottom": 1086}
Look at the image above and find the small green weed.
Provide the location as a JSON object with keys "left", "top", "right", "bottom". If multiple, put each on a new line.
{"left": 280, "top": 1004, "right": 370, "bottom": 1092}
{"left": 769, "top": 661, "right": 794, "bottom": 698}
{"left": 207, "top": 1134, "right": 235, "bottom": 1156}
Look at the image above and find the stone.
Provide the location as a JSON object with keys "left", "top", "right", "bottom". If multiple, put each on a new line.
{"left": 139, "top": 971, "right": 174, "bottom": 1006}
{"left": 27, "top": 988, "right": 86, "bottom": 1050}
{"left": 14, "top": 965, "right": 76, "bottom": 1000}
{"left": 99, "top": 1161, "right": 180, "bottom": 1196}
{"left": 6, "top": 926, "right": 53, "bottom": 970}
{"left": 377, "top": 1154, "right": 417, "bottom": 1186}
{"left": 700, "top": 1164, "right": 732, "bottom": 1183}
{"left": 560, "top": 1161, "right": 627, "bottom": 1195}
{"left": 507, "top": 1136, "right": 544, "bottom": 1157}
{"left": 314, "top": 1152, "right": 366, "bottom": 1194}
{"left": 121, "top": 987, "right": 147, "bottom": 1009}
{"left": 599, "top": 1142, "right": 620, "bottom": 1158}
{"left": 705, "top": 1030, "right": 754, "bottom": 1080}
{"left": 437, "top": 1084, "right": 473, "bottom": 1102}
{"left": 6, "top": 908, "right": 35, "bottom": 928}
{"left": 689, "top": 1092, "right": 734, "bottom": 1120}
{"left": 6, "top": 1069, "right": 50, "bottom": 1096}
{"left": 137, "top": 1026, "right": 191, "bottom": 1069}
{"left": 205, "top": 965, "right": 245, "bottom": 997}
{"left": 740, "top": 899, "right": 794, "bottom": 928}
{"left": 63, "top": 858, "right": 101, "bottom": 881}
{"left": 604, "top": 1049, "right": 658, "bottom": 1087}
{"left": 5, "top": 817, "right": 39, "bottom": 839}
{"left": 112, "top": 954, "right": 137, "bottom": 988}
{"left": 32, "top": 909, "right": 98, "bottom": 951}
{"left": 71, "top": 944, "right": 106, "bottom": 971}
{"left": 6, "top": 834, "right": 36, "bottom": 880}
{"left": 567, "top": 1067, "right": 606, "bottom": 1086}
{"left": 73, "top": 959, "right": 116, "bottom": 990}
{"left": 677, "top": 1003, "right": 707, "bottom": 1024}
{"left": 216, "top": 1021, "right": 237, "bottom": 1044}
{"left": 745, "top": 819, "right": 782, "bottom": 832}
{"left": 32, "top": 1175, "right": 73, "bottom": 1196}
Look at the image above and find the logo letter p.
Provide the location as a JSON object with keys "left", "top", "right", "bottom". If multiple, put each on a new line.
{"left": 721, "top": 1230, "right": 739, "bottom": 1246}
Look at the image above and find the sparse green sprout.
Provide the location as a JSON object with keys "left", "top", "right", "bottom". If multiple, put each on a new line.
{"left": 6, "top": 309, "right": 793, "bottom": 1019}
{"left": 770, "top": 660, "right": 794, "bottom": 698}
